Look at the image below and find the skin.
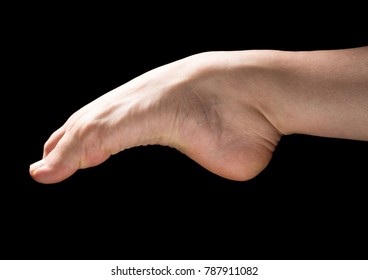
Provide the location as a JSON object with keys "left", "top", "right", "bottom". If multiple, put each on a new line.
{"left": 29, "top": 47, "right": 368, "bottom": 184}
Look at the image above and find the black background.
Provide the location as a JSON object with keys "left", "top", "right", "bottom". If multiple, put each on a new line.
{"left": 3, "top": 5, "right": 368, "bottom": 260}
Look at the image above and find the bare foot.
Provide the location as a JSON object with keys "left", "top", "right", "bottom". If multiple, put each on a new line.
{"left": 30, "top": 51, "right": 281, "bottom": 184}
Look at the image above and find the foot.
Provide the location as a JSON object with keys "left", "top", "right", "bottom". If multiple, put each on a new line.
{"left": 30, "top": 51, "right": 282, "bottom": 184}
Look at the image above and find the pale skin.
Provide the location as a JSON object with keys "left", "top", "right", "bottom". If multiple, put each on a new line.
{"left": 29, "top": 46, "right": 368, "bottom": 184}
